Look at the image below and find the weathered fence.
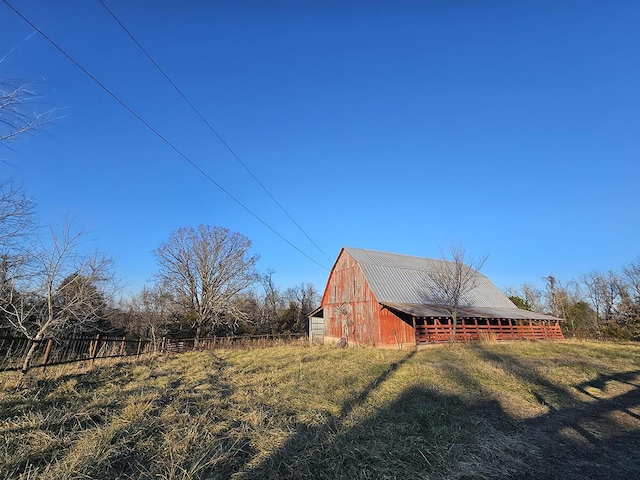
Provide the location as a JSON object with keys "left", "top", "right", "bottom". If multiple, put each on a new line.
{"left": 0, "top": 332, "right": 308, "bottom": 373}
{"left": 163, "top": 333, "right": 307, "bottom": 353}
{"left": 0, "top": 335, "right": 153, "bottom": 373}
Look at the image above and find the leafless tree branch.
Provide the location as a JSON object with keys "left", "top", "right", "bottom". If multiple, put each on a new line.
{"left": 0, "top": 220, "right": 116, "bottom": 377}
{"left": 153, "top": 225, "right": 259, "bottom": 342}
{"left": 426, "top": 244, "right": 488, "bottom": 343}
{"left": 0, "top": 80, "right": 58, "bottom": 151}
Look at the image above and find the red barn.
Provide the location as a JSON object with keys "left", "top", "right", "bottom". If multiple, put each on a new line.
{"left": 309, "top": 248, "right": 563, "bottom": 348}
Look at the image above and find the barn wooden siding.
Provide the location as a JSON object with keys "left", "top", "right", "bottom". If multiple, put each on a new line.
{"left": 322, "top": 250, "right": 415, "bottom": 347}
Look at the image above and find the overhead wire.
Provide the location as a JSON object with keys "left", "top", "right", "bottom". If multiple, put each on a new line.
{"left": 97, "top": 0, "right": 331, "bottom": 263}
{"left": 2, "top": 0, "right": 330, "bottom": 271}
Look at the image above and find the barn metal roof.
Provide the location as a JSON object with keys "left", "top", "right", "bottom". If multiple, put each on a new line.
{"left": 343, "top": 247, "right": 561, "bottom": 321}
{"left": 381, "top": 302, "right": 561, "bottom": 321}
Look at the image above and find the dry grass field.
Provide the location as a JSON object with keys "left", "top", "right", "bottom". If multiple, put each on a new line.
{"left": 1, "top": 340, "right": 639, "bottom": 479}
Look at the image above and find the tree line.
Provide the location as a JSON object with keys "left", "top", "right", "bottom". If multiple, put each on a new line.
{"left": 112, "top": 228, "right": 319, "bottom": 347}
{"left": 0, "top": 191, "right": 318, "bottom": 377}
{"left": 506, "top": 264, "right": 640, "bottom": 341}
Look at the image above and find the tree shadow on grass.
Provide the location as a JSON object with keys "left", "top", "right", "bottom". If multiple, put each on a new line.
{"left": 0, "top": 352, "right": 259, "bottom": 480}
{"left": 475, "top": 346, "right": 640, "bottom": 479}
{"left": 519, "top": 371, "right": 640, "bottom": 479}
{"left": 229, "top": 349, "right": 419, "bottom": 479}
{"left": 4, "top": 346, "right": 640, "bottom": 479}
{"left": 233, "top": 346, "right": 640, "bottom": 480}
{"left": 235, "top": 381, "right": 519, "bottom": 478}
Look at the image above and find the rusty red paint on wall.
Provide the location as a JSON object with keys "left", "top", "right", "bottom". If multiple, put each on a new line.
{"left": 321, "top": 250, "right": 415, "bottom": 347}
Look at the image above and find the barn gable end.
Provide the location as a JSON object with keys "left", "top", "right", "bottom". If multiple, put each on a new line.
{"left": 321, "top": 248, "right": 415, "bottom": 347}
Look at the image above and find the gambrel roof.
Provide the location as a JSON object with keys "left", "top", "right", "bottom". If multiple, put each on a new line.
{"left": 344, "top": 247, "right": 561, "bottom": 321}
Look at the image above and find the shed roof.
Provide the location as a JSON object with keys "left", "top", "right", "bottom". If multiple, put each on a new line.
{"left": 381, "top": 302, "right": 561, "bottom": 321}
{"left": 342, "top": 247, "right": 561, "bottom": 321}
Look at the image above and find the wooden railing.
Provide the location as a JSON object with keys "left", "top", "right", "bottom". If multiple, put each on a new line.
{"left": 415, "top": 322, "right": 564, "bottom": 344}
{"left": 0, "top": 333, "right": 308, "bottom": 373}
{"left": 0, "top": 335, "right": 153, "bottom": 373}
{"left": 164, "top": 333, "right": 307, "bottom": 353}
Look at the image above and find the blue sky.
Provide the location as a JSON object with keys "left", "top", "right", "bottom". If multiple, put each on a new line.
{"left": 1, "top": 0, "right": 639, "bottom": 297}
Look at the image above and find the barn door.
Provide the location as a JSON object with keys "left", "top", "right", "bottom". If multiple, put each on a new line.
{"left": 309, "top": 315, "right": 324, "bottom": 343}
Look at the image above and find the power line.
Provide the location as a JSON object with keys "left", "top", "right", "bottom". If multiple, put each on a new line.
{"left": 2, "top": 0, "right": 330, "bottom": 272}
{"left": 98, "top": 0, "right": 331, "bottom": 263}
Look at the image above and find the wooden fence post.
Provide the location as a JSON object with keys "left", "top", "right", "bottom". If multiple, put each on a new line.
{"left": 89, "top": 334, "right": 101, "bottom": 369}
{"left": 136, "top": 337, "right": 143, "bottom": 358}
{"left": 119, "top": 336, "right": 126, "bottom": 356}
{"left": 41, "top": 339, "right": 54, "bottom": 373}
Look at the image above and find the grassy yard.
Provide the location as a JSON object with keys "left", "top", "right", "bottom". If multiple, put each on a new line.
{"left": 1, "top": 340, "right": 639, "bottom": 479}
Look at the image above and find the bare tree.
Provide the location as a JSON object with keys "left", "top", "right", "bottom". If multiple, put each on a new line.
{"left": 504, "top": 283, "right": 546, "bottom": 313}
{"left": 580, "top": 271, "right": 608, "bottom": 322}
{"left": 623, "top": 259, "right": 640, "bottom": 303}
{"left": 544, "top": 276, "right": 589, "bottom": 336}
{"left": 119, "top": 285, "right": 175, "bottom": 349}
{"left": 0, "top": 181, "right": 35, "bottom": 253}
{"left": 282, "top": 282, "right": 319, "bottom": 333}
{"left": 0, "top": 221, "right": 115, "bottom": 378}
{"left": 153, "top": 225, "right": 259, "bottom": 343}
{"left": 0, "top": 182, "right": 36, "bottom": 332}
{"left": 1, "top": 68, "right": 54, "bottom": 247}
{"left": 230, "top": 290, "right": 262, "bottom": 334}
{"left": 285, "top": 283, "right": 319, "bottom": 314}
{"left": 427, "top": 245, "right": 488, "bottom": 343}
{"left": 544, "top": 275, "right": 565, "bottom": 319}
{"left": 1, "top": 79, "right": 56, "bottom": 150}
{"left": 258, "top": 270, "right": 284, "bottom": 332}
{"left": 580, "top": 271, "right": 626, "bottom": 322}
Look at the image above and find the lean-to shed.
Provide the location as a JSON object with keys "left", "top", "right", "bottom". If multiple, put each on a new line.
{"left": 309, "top": 247, "right": 563, "bottom": 347}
